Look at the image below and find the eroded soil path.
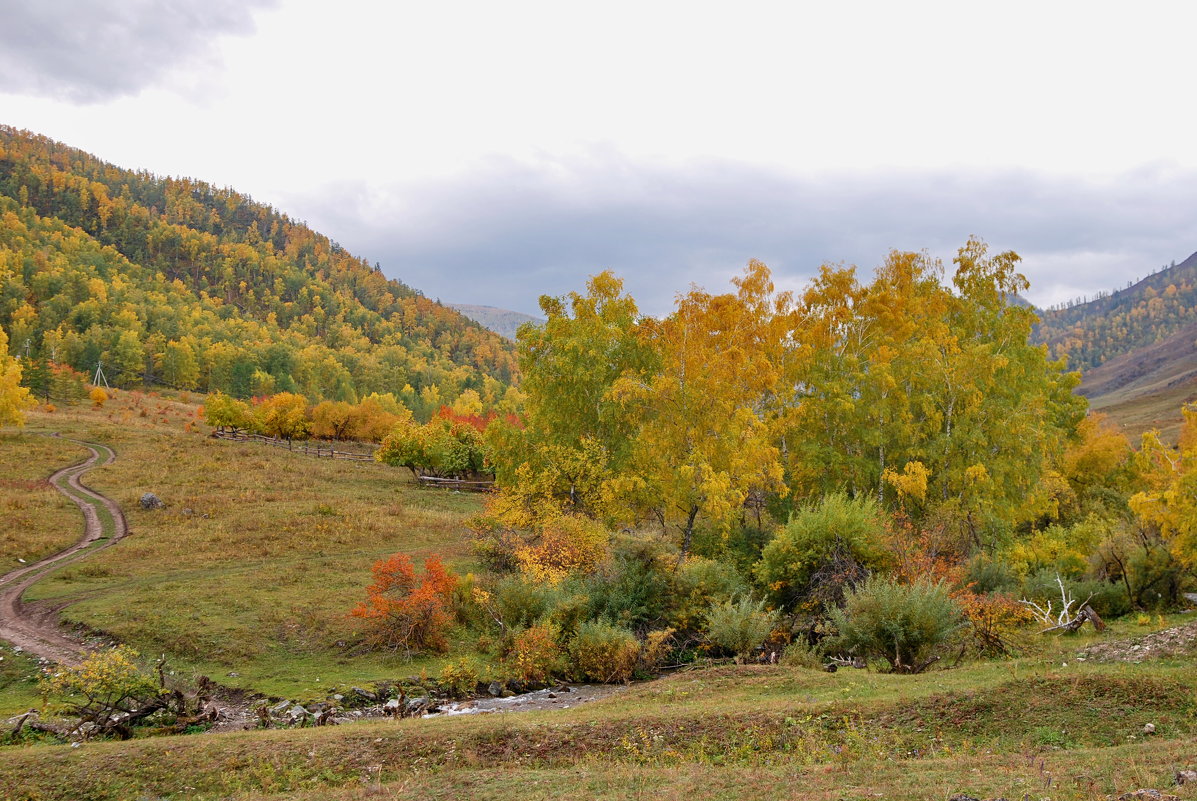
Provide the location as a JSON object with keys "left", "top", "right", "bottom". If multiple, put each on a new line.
{"left": 0, "top": 436, "right": 126, "bottom": 666}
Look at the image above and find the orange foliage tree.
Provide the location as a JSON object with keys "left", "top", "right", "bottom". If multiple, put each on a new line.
{"left": 350, "top": 554, "right": 458, "bottom": 654}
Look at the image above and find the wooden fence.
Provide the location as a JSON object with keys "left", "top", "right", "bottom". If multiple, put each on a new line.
{"left": 210, "top": 430, "right": 375, "bottom": 462}
{"left": 415, "top": 475, "right": 495, "bottom": 492}
{"left": 210, "top": 430, "right": 495, "bottom": 489}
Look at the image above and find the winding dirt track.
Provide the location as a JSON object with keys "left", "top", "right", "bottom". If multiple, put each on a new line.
{"left": 0, "top": 436, "right": 127, "bottom": 666}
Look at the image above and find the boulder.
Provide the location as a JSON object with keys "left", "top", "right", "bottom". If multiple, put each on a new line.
{"left": 1176, "top": 771, "right": 1197, "bottom": 786}
{"left": 139, "top": 493, "right": 165, "bottom": 510}
{"left": 352, "top": 686, "right": 378, "bottom": 704}
{"left": 1118, "top": 791, "right": 1180, "bottom": 801}
{"left": 405, "top": 696, "right": 436, "bottom": 716}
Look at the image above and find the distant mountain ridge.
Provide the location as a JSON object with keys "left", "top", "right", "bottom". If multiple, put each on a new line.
{"left": 0, "top": 126, "right": 517, "bottom": 415}
{"left": 1032, "top": 251, "right": 1197, "bottom": 442}
{"left": 448, "top": 304, "right": 544, "bottom": 340}
{"left": 1034, "top": 251, "right": 1197, "bottom": 372}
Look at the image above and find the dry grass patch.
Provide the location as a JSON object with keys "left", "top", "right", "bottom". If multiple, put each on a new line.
{"left": 10, "top": 398, "right": 486, "bottom": 699}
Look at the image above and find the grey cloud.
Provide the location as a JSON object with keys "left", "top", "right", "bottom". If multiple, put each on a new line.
{"left": 0, "top": 0, "right": 275, "bottom": 103}
{"left": 286, "top": 157, "right": 1197, "bottom": 317}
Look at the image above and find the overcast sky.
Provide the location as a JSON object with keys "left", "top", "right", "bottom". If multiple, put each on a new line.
{"left": 3, "top": 0, "right": 1196, "bottom": 316}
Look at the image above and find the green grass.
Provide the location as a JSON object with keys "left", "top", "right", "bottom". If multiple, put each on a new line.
{"left": 2, "top": 649, "right": 1196, "bottom": 800}
{"left": 225, "top": 740, "right": 1197, "bottom": 801}
{"left": 0, "top": 644, "right": 46, "bottom": 716}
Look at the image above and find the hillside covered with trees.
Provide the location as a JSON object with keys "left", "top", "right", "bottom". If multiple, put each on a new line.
{"left": 1034, "top": 250, "right": 1197, "bottom": 372}
{"left": 1033, "top": 252, "right": 1197, "bottom": 441}
{"left": 0, "top": 126, "right": 518, "bottom": 418}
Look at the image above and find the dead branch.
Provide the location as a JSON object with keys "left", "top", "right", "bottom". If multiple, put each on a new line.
{"left": 1020, "top": 573, "right": 1100, "bottom": 634}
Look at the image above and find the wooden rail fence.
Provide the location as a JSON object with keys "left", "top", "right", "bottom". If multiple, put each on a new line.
{"left": 210, "top": 430, "right": 375, "bottom": 462}
{"left": 415, "top": 475, "right": 495, "bottom": 492}
{"left": 209, "top": 430, "right": 495, "bottom": 491}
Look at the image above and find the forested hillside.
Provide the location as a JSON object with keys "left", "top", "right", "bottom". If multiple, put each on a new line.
{"left": 0, "top": 126, "right": 517, "bottom": 416}
{"left": 1034, "top": 251, "right": 1197, "bottom": 371}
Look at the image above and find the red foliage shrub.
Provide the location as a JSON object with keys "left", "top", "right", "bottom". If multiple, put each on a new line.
{"left": 350, "top": 554, "right": 458, "bottom": 654}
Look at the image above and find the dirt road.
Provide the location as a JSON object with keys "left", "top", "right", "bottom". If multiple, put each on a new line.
{"left": 0, "top": 437, "right": 126, "bottom": 666}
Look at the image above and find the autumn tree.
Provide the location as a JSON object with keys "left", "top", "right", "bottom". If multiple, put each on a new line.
{"left": 612, "top": 261, "right": 789, "bottom": 560}
{"left": 310, "top": 400, "right": 355, "bottom": 440}
{"left": 377, "top": 413, "right": 488, "bottom": 479}
{"left": 351, "top": 395, "right": 406, "bottom": 442}
{"left": 203, "top": 391, "right": 253, "bottom": 434}
{"left": 486, "top": 271, "right": 657, "bottom": 522}
{"left": 1058, "top": 413, "right": 1136, "bottom": 521}
{"left": 89, "top": 386, "right": 108, "bottom": 408}
{"left": 253, "top": 392, "right": 310, "bottom": 440}
{"left": 1130, "top": 405, "right": 1197, "bottom": 568}
{"left": 783, "top": 240, "right": 1085, "bottom": 535}
{"left": 160, "top": 339, "right": 199, "bottom": 390}
{"left": 0, "top": 326, "right": 35, "bottom": 425}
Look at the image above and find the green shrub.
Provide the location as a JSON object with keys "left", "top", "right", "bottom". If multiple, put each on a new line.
{"left": 1070, "top": 578, "right": 1132, "bottom": 619}
{"left": 543, "top": 591, "right": 590, "bottom": 640}
{"left": 582, "top": 539, "right": 671, "bottom": 629}
{"left": 692, "top": 522, "right": 773, "bottom": 572}
{"left": 704, "top": 596, "right": 777, "bottom": 661}
{"left": 568, "top": 620, "right": 640, "bottom": 683}
{"left": 828, "top": 577, "right": 962, "bottom": 674}
{"left": 670, "top": 557, "right": 748, "bottom": 633}
{"left": 964, "top": 553, "right": 1019, "bottom": 594}
{"left": 754, "top": 493, "right": 889, "bottom": 611}
{"left": 1126, "top": 545, "right": 1192, "bottom": 611}
{"left": 1019, "top": 571, "right": 1132, "bottom": 620}
{"left": 779, "top": 639, "right": 825, "bottom": 669}
{"left": 1092, "top": 528, "right": 1196, "bottom": 612}
{"left": 491, "top": 575, "right": 565, "bottom": 632}
{"left": 1020, "top": 568, "right": 1071, "bottom": 607}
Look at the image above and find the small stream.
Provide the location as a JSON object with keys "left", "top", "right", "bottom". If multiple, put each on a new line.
{"left": 423, "top": 684, "right": 626, "bottom": 717}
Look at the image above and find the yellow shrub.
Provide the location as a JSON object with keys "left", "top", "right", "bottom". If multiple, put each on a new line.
{"left": 506, "top": 622, "right": 563, "bottom": 684}
{"left": 515, "top": 514, "right": 610, "bottom": 584}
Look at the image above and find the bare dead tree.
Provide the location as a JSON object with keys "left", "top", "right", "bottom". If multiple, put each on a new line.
{"left": 1020, "top": 573, "right": 1105, "bottom": 634}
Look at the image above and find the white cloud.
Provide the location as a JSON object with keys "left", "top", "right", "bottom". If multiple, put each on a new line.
{"left": 0, "top": 0, "right": 277, "bottom": 103}
{"left": 2, "top": 0, "right": 1196, "bottom": 313}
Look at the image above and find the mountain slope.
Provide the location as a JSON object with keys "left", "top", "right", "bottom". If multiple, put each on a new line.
{"left": 447, "top": 304, "right": 543, "bottom": 340}
{"left": 1035, "top": 251, "right": 1197, "bottom": 372}
{"left": 0, "top": 126, "right": 516, "bottom": 414}
{"left": 1032, "top": 252, "right": 1197, "bottom": 442}
{"left": 1079, "top": 320, "right": 1197, "bottom": 442}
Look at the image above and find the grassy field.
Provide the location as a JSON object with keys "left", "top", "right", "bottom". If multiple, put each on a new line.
{"left": 0, "top": 392, "right": 488, "bottom": 709}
